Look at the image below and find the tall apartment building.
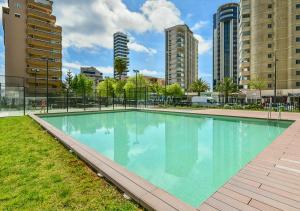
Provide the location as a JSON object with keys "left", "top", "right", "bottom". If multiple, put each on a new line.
{"left": 213, "top": 3, "right": 239, "bottom": 90}
{"left": 240, "top": 0, "right": 300, "bottom": 90}
{"left": 80, "top": 66, "right": 103, "bottom": 90}
{"left": 165, "top": 24, "right": 198, "bottom": 90}
{"left": 2, "top": 0, "right": 62, "bottom": 88}
{"left": 113, "top": 32, "right": 129, "bottom": 79}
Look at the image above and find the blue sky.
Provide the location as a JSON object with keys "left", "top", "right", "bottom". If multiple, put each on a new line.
{"left": 0, "top": 0, "right": 238, "bottom": 86}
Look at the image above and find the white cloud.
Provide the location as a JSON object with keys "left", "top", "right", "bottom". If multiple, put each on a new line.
{"left": 128, "top": 42, "right": 157, "bottom": 55}
{"left": 140, "top": 69, "right": 159, "bottom": 76}
{"left": 95, "top": 66, "right": 114, "bottom": 75}
{"left": 54, "top": 0, "right": 182, "bottom": 55}
{"left": 191, "top": 21, "right": 208, "bottom": 31}
{"left": 194, "top": 34, "right": 212, "bottom": 55}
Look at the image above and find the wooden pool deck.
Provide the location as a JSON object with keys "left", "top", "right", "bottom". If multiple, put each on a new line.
{"left": 31, "top": 109, "right": 300, "bottom": 211}
{"left": 157, "top": 109, "right": 300, "bottom": 211}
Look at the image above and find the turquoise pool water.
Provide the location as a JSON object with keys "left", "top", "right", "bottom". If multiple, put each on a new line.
{"left": 42, "top": 111, "right": 292, "bottom": 207}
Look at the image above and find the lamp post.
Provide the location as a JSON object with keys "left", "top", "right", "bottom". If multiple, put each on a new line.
{"left": 273, "top": 50, "right": 278, "bottom": 104}
{"left": 31, "top": 68, "right": 40, "bottom": 108}
{"left": 133, "top": 70, "right": 139, "bottom": 108}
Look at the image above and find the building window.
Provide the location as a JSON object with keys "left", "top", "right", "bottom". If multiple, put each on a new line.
{"left": 268, "top": 33, "right": 273, "bottom": 38}
{"left": 16, "top": 3, "right": 22, "bottom": 8}
{"left": 268, "top": 64, "right": 272, "bottom": 68}
{"left": 268, "top": 84, "right": 272, "bottom": 88}
{"left": 268, "top": 74, "right": 272, "bottom": 78}
{"left": 297, "top": 37, "right": 300, "bottom": 42}
{"left": 14, "top": 13, "right": 21, "bottom": 18}
{"left": 268, "top": 14, "right": 272, "bottom": 19}
{"left": 268, "top": 53, "right": 272, "bottom": 58}
{"left": 268, "top": 24, "right": 272, "bottom": 28}
{"left": 296, "top": 71, "right": 300, "bottom": 75}
{"left": 297, "top": 60, "right": 300, "bottom": 64}
{"left": 297, "top": 3, "right": 300, "bottom": 8}
{"left": 297, "top": 15, "right": 300, "bottom": 20}
{"left": 268, "top": 4, "right": 272, "bottom": 9}
{"left": 297, "top": 82, "right": 300, "bottom": 87}
{"left": 296, "top": 49, "right": 300, "bottom": 53}
{"left": 268, "top": 44, "right": 272, "bottom": 48}
{"left": 297, "top": 26, "right": 300, "bottom": 31}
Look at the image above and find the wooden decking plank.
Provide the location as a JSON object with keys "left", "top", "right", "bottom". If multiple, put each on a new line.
{"left": 198, "top": 203, "right": 219, "bottom": 211}
{"left": 228, "top": 180, "right": 300, "bottom": 210}
{"left": 225, "top": 183, "right": 298, "bottom": 211}
{"left": 260, "top": 184, "right": 300, "bottom": 202}
{"left": 205, "top": 197, "right": 238, "bottom": 211}
{"left": 248, "top": 199, "right": 282, "bottom": 211}
{"left": 212, "top": 192, "right": 258, "bottom": 211}
{"left": 218, "top": 187, "right": 251, "bottom": 204}
{"left": 237, "top": 171, "right": 300, "bottom": 194}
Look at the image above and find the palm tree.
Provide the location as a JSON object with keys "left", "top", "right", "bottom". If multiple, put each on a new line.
{"left": 249, "top": 77, "right": 267, "bottom": 101}
{"left": 189, "top": 78, "right": 210, "bottom": 96}
{"left": 219, "top": 78, "right": 236, "bottom": 103}
{"left": 114, "top": 57, "right": 127, "bottom": 80}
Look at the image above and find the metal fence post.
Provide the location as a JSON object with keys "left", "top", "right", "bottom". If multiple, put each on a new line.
{"left": 83, "top": 87, "right": 86, "bottom": 111}
{"left": 145, "top": 87, "right": 147, "bottom": 108}
{"left": 124, "top": 89, "right": 126, "bottom": 109}
{"left": 298, "top": 97, "right": 300, "bottom": 112}
{"left": 99, "top": 92, "right": 102, "bottom": 111}
{"left": 67, "top": 88, "right": 69, "bottom": 113}
{"left": 113, "top": 91, "right": 115, "bottom": 110}
{"left": 23, "top": 86, "right": 26, "bottom": 116}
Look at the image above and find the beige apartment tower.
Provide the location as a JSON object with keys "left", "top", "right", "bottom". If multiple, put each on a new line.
{"left": 240, "top": 0, "right": 300, "bottom": 90}
{"left": 2, "top": 0, "right": 62, "bottom": 88}
{"left": 165, "top": 24, "right": 198, "bottom": 90}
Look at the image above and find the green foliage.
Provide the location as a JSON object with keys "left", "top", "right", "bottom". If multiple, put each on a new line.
{"left": 0, "top": 117, "right": 139, "bottom": 210}
{"left": 114, "top": 57, "right": 127, "bottom": 79}
{"left": 166, "top": 83, "right": 184, "bottom": 97}
{"left": 70, "top": 74, "right": 93, "bottom": 96}
{"left": 189, "top": 78, "right": 210, "bottom": 96}
{"left": 249, "top": 77, "right": 267, "bottom": 99}
{"left": 216, "top": 78, "right": 237, "bottom": 103}
{"left": 126, "top": 74, "right": 149, "bottom": 88}
{"left": 149, "top": 82, "right": 164, "bottom": 96}
{"left": 113, "top": 79, "right": 126, "bottom": 97}
{"left": 97, "top": 78, "right": 115, "bottom": 97}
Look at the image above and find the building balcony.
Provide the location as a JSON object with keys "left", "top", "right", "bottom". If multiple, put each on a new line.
{"left": 27, "top": 0, "right": 52, "bottom": 13}
{"left": 27, "top": 37, "right": 62, "bottom": 50}
{"left": 27, "top": 58, "right": 62, "bottom": 69}
{"left": 240, "top": 71, "right": 250, "bottom": 77}
{"left": 27, "top": 27, "right": 61, "bottom": 41}
{"left": 26, "top": 78, "right": 62, "bottom": 87}
{"left": 26, "top": 67, "right": 62, "bottom": 77}
{"left": 27, "top": 47, "right": 61, "bottom": 59}
{"left": 27, "top": 8, "right": 56, "bottom": 22}
{"left": 240, "top": 62, "right": 250, "bottom": 69}
{"left": 27, "top": 18, "right": 62, "bottom": 33}
{"left": 240, "top": 80, "right": 250, "bottom": 85}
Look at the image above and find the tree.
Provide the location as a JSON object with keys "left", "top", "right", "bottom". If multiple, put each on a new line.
{"left": 113, "top": 79, "right": 126, "bottom": 97}
{"left": 97, "top": 78, "right": 115, "bottom": 97}
{"left": 114, "top": 57, "right": 127, "bottom": 79}
{"left": 189, "top": 78, "right": 210, "bottom": 96}
{"left": 71, "top": 74, "right": 93, "bottom": 96}
{"left": 149, "top": 82, "right": 164, "bottom": 96}
{"left": 66, "top": 69, "right": 73, "bottom": 88}
{"left": 218, "top": 78, "right": 236, "bottom": 103}
{"left": 166, "top": 83, "right": 184, "bottom": 97}
{"left": 249, "top": 77, "right": 267, "bottom": 101}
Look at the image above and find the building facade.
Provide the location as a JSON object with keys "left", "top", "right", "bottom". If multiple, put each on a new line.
{"left": 2, "top": 0, "right": 62, "bottom": 88}
{"left": 165, "top": 24, "right": 198, "bottom": 90}
{"left": 113, "top": 32, "right": 129, "bottom": 79}
{"left": 80, "top": 67, "right": 103, "bottom": 90}
{"left": 240, "top": 0, "right": 300, "bottom": 90}
{"left": 213, "top": 3, "right": 239, "bottom": 90}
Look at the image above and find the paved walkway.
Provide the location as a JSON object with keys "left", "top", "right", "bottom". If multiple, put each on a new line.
{"left": 151, "top": 109, "right": 300, "bottom": 211}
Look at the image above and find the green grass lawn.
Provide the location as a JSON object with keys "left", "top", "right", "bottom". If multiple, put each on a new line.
{"left": 0, "top": 116, "right": 140, "bottom": 210}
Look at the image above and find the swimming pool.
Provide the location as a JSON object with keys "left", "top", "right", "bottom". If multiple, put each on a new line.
{"left": 42, "top": 111, "right": 292, "bottom": 207}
